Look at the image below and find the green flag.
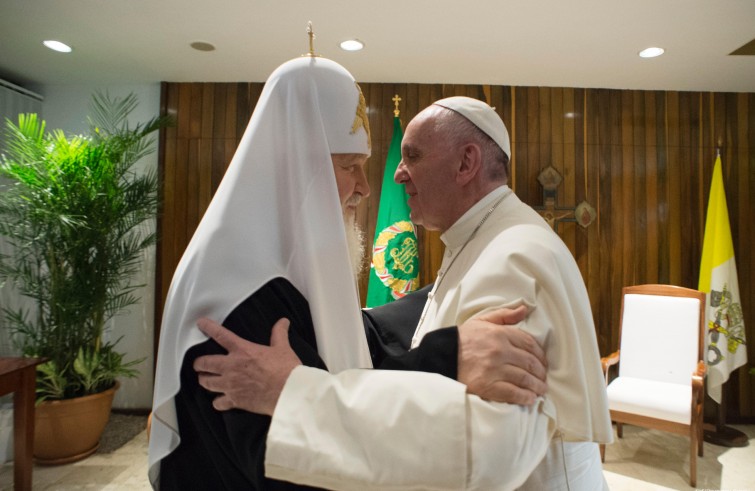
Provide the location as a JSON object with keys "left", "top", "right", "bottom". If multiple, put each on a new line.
{"left": 366, "top": 116, "right": 419, "bottom": 307}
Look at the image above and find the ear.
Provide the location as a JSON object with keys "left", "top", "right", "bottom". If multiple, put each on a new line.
{"left": 455, "top": 143, "right": 482, "bottom": 186}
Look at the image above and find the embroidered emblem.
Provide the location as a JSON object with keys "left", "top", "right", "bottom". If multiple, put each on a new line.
{"left": 351, "top": 82, "right": 371, "bottom": 149}
{"left": 706, "top": 283, "right": 746, "bottom": 365}
{"left": 371, "top": 220, "right": 419, "bottom": 299}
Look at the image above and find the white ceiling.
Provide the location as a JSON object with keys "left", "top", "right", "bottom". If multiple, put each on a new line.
{"left": 1, "top": 0, "right": 754, "bottom": 93}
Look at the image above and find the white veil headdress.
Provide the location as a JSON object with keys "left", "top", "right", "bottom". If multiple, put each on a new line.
{"left": 148, "top": 56, "right": 373, "bottom": 486}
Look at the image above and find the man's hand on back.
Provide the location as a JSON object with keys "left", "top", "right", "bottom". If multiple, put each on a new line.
{"left": 194, "top": 317, "right": 301, "bottom": 416}
{"left": 457, "top": 305, "right": 548, "bottom": 405}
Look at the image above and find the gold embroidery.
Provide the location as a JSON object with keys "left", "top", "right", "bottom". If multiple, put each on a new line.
{"left": 390, "top": 236, "right": 418, "bottom": 275}
{"left": 351, "top": 82, "right": 371, "bottom": 149}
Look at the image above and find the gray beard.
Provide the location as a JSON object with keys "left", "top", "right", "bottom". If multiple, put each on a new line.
{"left": 343, "top": 213, "right": 366, "bottom": 281}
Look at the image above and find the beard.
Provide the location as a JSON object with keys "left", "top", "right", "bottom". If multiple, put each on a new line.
{"left": 342, "top": 207, "right": 366, "bottom": 281}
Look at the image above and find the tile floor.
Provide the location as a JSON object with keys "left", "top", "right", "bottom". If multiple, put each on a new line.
{"left": 602, "top": 424, "right": 755, "bottom": 490}
{"left": 0, "top": 424, "right": 752, "bottom": 490}
{"left": 0, "top": 428, "right": 150, "bottom": 491}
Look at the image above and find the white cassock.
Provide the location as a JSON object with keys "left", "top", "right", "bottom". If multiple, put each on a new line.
{"left": 265, "top": 185, "right": 613, "bottom": 490}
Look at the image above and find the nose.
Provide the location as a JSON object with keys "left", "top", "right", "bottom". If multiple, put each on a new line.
{"left": 394, "top": 160, "right": 408, "bottom": 184}
{"left": 355, "top": 165, "right": 370, "bottom": 198}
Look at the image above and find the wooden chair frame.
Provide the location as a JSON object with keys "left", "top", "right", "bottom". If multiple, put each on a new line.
{"left": 600, "top": 284, "right": 706, "bottom": 487}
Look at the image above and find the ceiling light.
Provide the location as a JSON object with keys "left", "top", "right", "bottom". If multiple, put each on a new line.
{"left": 190, "top": 41, "right": 216, "bottom": 52}
{"left": 43, "top": 40, "right": 72, "bottom": 53}
{"left": 339, "top": 39, "right": 364, "bottom": 52}
{"left": 639, "top": 47, "right": 664, "bottom": 58}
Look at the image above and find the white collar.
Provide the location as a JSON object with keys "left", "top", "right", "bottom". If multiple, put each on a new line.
{"left": 441, "top": 185, "right": 511, "bottom": 250}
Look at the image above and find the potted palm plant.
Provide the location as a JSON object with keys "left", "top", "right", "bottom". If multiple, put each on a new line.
{"left": 0, "top": 92, "right": 168, "bottom": 463}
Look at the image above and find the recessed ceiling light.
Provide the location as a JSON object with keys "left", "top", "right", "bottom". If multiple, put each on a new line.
{"left": 339, "top": 39, "right": 364, "bottom": 52}
{"left": 43, "top": 40, "right": 72, "bottom": 53}
{"left": 190, "top": 41, "right": 216, "bottom": 52}
{"left": 639, "top": 47, "right": 664, "bottom": 58}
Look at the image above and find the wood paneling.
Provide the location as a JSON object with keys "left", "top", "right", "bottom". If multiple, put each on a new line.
{"left": 157, "top": 82, "right": 755, "bottom": 419}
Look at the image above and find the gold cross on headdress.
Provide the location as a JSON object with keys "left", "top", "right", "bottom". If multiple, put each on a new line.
{"left": 305, "top": 21, "right": 319, "bottom": 57}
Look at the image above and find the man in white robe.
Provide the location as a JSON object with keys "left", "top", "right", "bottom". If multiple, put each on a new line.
{"left": 195, "top": 97, "right": 613, "bottom": 489}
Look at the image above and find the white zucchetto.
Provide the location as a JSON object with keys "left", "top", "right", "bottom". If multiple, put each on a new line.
{"left": 434, "top": 96, "right": 511, "bottom": 158}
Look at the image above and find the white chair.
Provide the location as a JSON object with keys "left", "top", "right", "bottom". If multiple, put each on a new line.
{"left": 600, "top": 284, "right": 706, "bottom": 487}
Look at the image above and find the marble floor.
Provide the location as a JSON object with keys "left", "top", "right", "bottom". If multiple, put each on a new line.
{"left": 602, "top": 424, "right": 755, "bottom": 490}
{"left": 0, "top": 424, "right": 752, "bottom": 490}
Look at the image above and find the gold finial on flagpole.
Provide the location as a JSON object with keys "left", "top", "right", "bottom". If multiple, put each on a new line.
{"left": 392, "top": 95, "right": 401, "bottom": 118}
{"left": 304, "top": 21, "right": 320, "bottom": 57}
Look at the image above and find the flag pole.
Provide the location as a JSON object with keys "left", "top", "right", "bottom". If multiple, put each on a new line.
{"left": 704, "top": 381, "right": 749, "bottom": 447}
{"left": 365, "top": 95, "right": 420, "bottom": 307}
{"left": 701, "top": 148, "right": 749, "bottom": 448}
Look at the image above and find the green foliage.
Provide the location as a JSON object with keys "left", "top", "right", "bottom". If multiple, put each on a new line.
{"left": 73, "top": 341, "right": 143, "bottom": 398}
{"left": 0, "top": 92, "right": 170, "bottom": 401}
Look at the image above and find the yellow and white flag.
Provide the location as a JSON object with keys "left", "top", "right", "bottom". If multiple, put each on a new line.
{"left": 698, "top": 155, "right": 747, "bottom": 404}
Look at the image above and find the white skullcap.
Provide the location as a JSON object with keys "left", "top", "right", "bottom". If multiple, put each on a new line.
{"left": 267, "top": 56, "right": 371, "bottom": 155}
{"left": 433, "top": 96, "right": 510, "bottom": 158}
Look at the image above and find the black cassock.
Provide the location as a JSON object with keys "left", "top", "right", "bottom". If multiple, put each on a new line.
{"left": 160, "top": 278, "right": 455, "bottom": 490}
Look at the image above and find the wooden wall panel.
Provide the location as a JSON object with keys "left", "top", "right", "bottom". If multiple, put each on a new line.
{"left": 157, "top": 82, "right": 755, "bottom": 419}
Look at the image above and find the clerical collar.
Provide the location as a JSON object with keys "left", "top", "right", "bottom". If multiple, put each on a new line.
{"left": 441, "top": 185, "right": 512, "bottom": 250}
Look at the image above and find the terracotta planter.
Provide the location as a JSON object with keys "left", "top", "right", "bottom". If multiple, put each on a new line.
{"left": 33, "top": 381, "right": 119, "bottom": 465}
